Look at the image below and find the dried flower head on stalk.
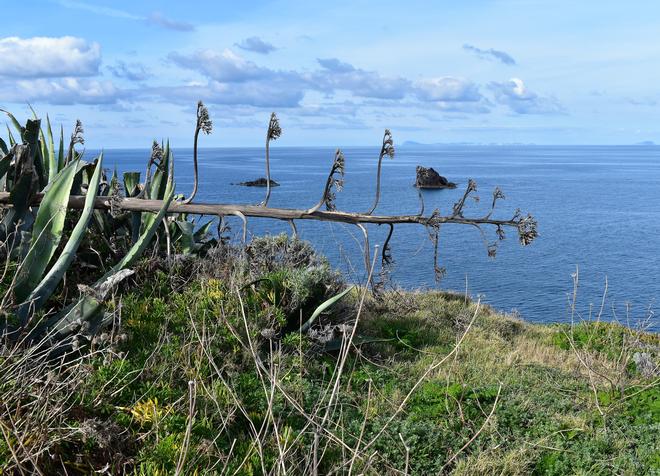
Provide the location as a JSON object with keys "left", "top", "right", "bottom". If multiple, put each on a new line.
{"left": 516, "top": 212, "right": 539, "bottom": 245}
{"left": 307, "top": 149, "right": 345, "bottom": 213}
{"left": 382, "top": 129, "right": 395, "bottom": 158}
{"left": 109, "top": 173, "right": 123, "bottom": 218}
{"left": 67, "top": 119, "right": 84, "bottom": 163}
{"left": 366, "top": 129, "right": 395, "bottom": 215}
{"left": 324, "top": 150, "right": 345, "bottom": 211}
{"left": 267, "top": 112, "right": 282, "bottom": 141}
{"left": 71, "top": 120, "right": 84, "bottom": 147}
{"left": 137, "top": 141, "right": 164, "bottom": 199}
{"left": 197, "top": 101, "right": 213, "bottom": 135}
{"left": 452, "top": 179, "right": 478, "bottom": 217}
{"left": 374, "top": 223, "right": 396, "bottom": 293}
{"left": 151, "top": 140, "right": 163, "bottom": 165}
{"left": 261, "top": 112, "right": 282, "bottom": 206}
{"left": 183, "top": 101, "right": 213, "bottom": 204}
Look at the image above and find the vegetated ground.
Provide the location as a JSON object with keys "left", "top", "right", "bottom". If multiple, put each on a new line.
{"left": 1, "top": 235, "right": 658, "bottom": 475}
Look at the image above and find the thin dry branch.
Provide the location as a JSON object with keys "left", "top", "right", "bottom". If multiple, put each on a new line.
{"left": 0, "top": 192, "right": 534, "bottom": 234}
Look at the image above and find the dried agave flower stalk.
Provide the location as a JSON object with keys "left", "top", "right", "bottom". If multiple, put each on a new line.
{"left": 183, "top": 101, "right": 213, "bottom": 204}
{"left": 260, "top": 112, "right": 281, "bottom": 207}
{"left": 137, "top": 141, "right": 163, "bottom": 199}
{"left": 366, "top": 129, "right": 394, "bottom": 215}
{"left": 307, "top": 149, "right": 345, "bottom": 213}
{"left": 66, "top": 120, "right": 84, "bottom": 164}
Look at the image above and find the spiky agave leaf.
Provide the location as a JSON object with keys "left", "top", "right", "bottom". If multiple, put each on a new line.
{"left": 299, "top": 286, "right": 354, "bottom": 333}
{"left": 36, "top": 165, "right": 176, "bottom": 340}
{"left": 45, "top": 115, "right": 57, "bottom": 181}
{"left": 16, "top": 154, "right": 104, "bottom": 324}
{"left": 1, "top": 109, "right": 25, "bottom": 139}
{"left": 13, "top": 160, "right": 79, "bottom": 304}
{"left": 0, "top": 137, "right": 8, "bottom": 156}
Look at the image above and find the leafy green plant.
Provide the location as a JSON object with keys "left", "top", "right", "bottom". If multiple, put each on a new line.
{"left": 0, "top": 111, "right": 184, "bottom": 341}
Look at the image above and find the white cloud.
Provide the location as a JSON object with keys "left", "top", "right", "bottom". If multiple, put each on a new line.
{"left": 235, "top": 37, "right": 277, "bottom": 54}
{"left": 463, "top": 44, "right": 516, "bottom": 65}
{"left": 414, "top": 77, "right": 483, "bottom": 102}
{"left": 0, "top": 36, "right": 101, "bottom": 78}
{"left": 317, "top": 58, "right": 356, "bottom": 73}
{"left": 1, "top": 77, "right": 121, "bottom": 105}
{"left": 143, "top": 80, "right": 304, "bottom": 108}
{"left": 488, "top": 78, "right": 564, "bottom": 114}
{"left": 147, "top": 12, "right": 195, "bottom": 32}
{"left": 314, "top": 58, "right": 410, "bottom": 99}
{"left": 108, "top": 61, "right": 152, "bottom": 82}
{"left": 168, "top": 49, "right": 274, "bottom": 82}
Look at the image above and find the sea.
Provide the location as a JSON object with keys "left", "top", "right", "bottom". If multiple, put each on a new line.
{"left": 93, "top": 145, "right": 660, "bottom": 331}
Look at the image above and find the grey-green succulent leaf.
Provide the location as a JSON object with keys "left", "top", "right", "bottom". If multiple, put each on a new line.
{"left": 0, "top": 137, "right": 8, "bottom": 156}
{"left": 17, "top": 155, "right": 104, "bottom": 324}
{"left": 45, "top": 268, "right": 136, "bottom": 339}
{"left": 299, "top": 286, "right": 354, "bottom": 333}
{"left": 175, "top": 220, "right": 196, "bottom": 254}
{"left": 45, "top": 115, "right": 57, "bottom": 181}
{"left": 1, "top": 109, "right": 25, "bottom": 139}
{"left": 36, "top": 170, "right": 174, "bottom": 340}
{"left": 13, "top": 160, "right": 79, "bottom": 304}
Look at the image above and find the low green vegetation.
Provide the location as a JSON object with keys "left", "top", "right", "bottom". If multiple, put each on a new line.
{"left": 1, "top": 235, "right": 657, "bottom": 475}
{"left": 0, "top": 109, "right": 655, "bottom": 474}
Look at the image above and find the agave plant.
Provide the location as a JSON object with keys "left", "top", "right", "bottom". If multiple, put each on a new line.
{"left": 0, "top": 111, "right": 178, "bottom": 342}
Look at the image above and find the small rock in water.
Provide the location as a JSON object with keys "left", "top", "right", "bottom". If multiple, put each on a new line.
{"left": 235, "top": 178, "right": 280, "bottom": 187}
{"left": 415, "top": 166, "right": 456, "bottom": 189}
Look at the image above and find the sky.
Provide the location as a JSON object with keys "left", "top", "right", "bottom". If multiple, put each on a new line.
{"left": 1, "top": 0, "right": 660, "bottom": 147}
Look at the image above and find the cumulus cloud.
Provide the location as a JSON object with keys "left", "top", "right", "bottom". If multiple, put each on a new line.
{"left": 463, "top": 44, "right": 516, "bottom": 66}
{"left": 108, "top": 61, "right": 152, "bottom": 81}
{"left": 0, "top": 36, "right": 101, "bottom": 78}
{"left": 0, "top": 77, "right": 122, "bottom": 105}
{"left": 168, "top": 49, "right": 277, "bottom": 82}
{"left": 147, "top": 12, "right": 195, "bottom": 32}
{"left": 488, "top": 78, "right": 564, "bottom": 114}
{"left": 168, "top": 50, "right": 496, "bottom": 108}
{"left": 314, "top": 58, "right": 410, "bottom": 99}
{"left": 235, "top": 37, "right": 277, "bottom": 54}
{"left": 166, "top": 49, "right": 307, "bottom": 106}
{"left": 144, "top": 80, "right": 304, "bottom": 108}
{"left": 317, "top": 58, "right": 356, "bottom": 73}
{"left": 414, "top": 77, "right": 483, "bottom": 102}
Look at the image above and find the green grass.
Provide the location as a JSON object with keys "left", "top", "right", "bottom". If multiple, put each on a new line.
{"left": 1, "top": 246, "right": 658, "bottom": 474}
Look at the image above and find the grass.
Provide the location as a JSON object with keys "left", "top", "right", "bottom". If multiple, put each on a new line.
{"left": 1, "top": 237, "right": 658, "bottom": 475}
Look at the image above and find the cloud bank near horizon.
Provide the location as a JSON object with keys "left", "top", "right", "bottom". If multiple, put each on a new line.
{"left": 2, "top": 0, "right": 659, "bottom": 147}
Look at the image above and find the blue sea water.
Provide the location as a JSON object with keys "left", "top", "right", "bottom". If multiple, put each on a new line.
{"left": 94, "top": 145, "right": 660, "bottom": 331}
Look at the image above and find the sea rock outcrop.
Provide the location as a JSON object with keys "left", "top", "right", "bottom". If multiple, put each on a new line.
{"left": 235, "top": 178, "right": 280, "bottom": 187}
{"left": 415, "top": 166, "right": 456, "bottom": 189}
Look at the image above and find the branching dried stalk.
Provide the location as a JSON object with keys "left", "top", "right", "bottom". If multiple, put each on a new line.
{"left": 307, "top": 149, "right": 345, "bottom": 214}
{"left": 366, "top": 129, "right": 394, "bottom": 215}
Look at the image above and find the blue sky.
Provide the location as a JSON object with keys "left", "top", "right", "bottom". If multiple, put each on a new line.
{"left": 2, "top": 0, "right": 660, "bottom": 147}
